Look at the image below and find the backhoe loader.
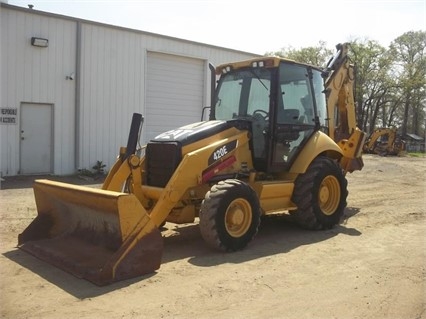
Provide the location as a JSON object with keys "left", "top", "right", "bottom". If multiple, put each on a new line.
{"left": 363, "top": 127, "right": 406, "bottom": 156}
{"left": 18, "top": 43, "right": 366, "bottom": 285}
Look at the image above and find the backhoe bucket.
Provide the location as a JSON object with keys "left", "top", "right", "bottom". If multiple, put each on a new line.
{"left": 18, "top": 179, "right": 163, "bottom": 286}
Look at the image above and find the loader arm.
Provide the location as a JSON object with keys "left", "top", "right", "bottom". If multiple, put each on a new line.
{"left": 142, "top": 131, "right": 251, "bottom": 227}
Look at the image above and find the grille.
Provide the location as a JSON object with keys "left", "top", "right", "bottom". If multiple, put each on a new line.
{"left": 145, "top": 142, "right": 182, "bottom": 187}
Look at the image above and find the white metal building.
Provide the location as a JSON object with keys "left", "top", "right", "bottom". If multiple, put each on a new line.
{"left": 0, "top": 3, "right": 258, "bottom": 176}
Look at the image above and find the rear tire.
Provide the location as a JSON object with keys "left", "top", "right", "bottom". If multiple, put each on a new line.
{"left": 199, "top": 179, "right": 261, "bottom": 251}
{"left": 290, "top": 156, "right": 348, "bottom": 230}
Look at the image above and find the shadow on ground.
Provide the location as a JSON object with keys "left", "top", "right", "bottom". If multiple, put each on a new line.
{"left": 3, "top": 206, "right": 361, "bottom": 299}
{"left": 163, "top": 211, "right": 362, "bottom": 268}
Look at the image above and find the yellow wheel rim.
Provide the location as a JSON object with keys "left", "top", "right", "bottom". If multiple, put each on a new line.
{"left": 225, "top": 198, "right": 252, "bottom": 238}
{"left": 318, "top": 175, "right": 341, "bottom": 216}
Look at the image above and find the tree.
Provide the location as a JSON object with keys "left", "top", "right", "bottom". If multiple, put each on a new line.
{"left": 265, "top": 33, "right": 426, "bottom": 139}
{"left": 349, "top": 39, "right": 394, "bottom": 132}
{"left": 266, "top": 41, "right": 333, "bottom": 67}
{"left": 390, "top": 31, "right": 426, "bottom": 136}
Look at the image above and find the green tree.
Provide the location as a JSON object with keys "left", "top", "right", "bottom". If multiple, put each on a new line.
{"left": 266, "top": 41, "right": 333, "bottom": 67}
{"left": 390, "top": 31, "right": 426, "bottom": 136}
{"left": 349, "top": 39, "right": 394, "bottom": 132}
{"left": 266, "top": 34, "right": 426, "bottom": 139}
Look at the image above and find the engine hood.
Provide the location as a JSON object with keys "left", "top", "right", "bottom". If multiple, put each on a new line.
{"left": 151, "top": 120, "right": 237, "bottom": 146}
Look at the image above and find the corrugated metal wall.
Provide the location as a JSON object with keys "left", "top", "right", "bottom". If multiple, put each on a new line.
{"left": 1, "top": 4, "right": 258, "bottom": 176}
{"left": 0, "top": 7, "right": 77, "bottom": 176}
{"left": 77, "top": 22, "right": 256, "bottom": 172}
{"left": 78, "top": 24, "right": 145, "bottom": 170}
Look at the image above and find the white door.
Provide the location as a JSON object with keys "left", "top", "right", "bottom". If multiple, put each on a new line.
{"left": 145, "top": 52, "right": 205, "bottom": 143}
{"left": 20, "top": 103, "right": 53, "bottom": 174}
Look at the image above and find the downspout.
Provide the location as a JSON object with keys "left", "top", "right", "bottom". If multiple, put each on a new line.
{"left": 74, "top": 21, "right": 82, "bottom": 171}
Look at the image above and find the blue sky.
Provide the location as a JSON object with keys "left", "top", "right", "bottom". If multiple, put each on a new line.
{"left": 4, "top": 0, "right": 426, "bottom": 54}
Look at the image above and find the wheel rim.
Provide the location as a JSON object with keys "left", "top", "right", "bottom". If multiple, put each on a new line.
{"left": 225, "top": 198, "right": 252, "bottom": 238}
{"left": 318, "top": 175, "right": 341, "bottom": 216}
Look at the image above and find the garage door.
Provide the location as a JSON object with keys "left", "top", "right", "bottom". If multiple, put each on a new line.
{"left": 145, "top": 52, "right": 205, "bottom": 143}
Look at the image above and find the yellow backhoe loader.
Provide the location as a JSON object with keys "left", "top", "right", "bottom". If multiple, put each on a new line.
{"left": 18, "top": 43, "right": 366, "bottom": 286}
{"left": 363, "top": 127, "right": 406, "bottom": 156}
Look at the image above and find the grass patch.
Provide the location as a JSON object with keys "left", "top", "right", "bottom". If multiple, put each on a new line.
{"left": 408, "top": 152, "right": 426, "bottom": 158}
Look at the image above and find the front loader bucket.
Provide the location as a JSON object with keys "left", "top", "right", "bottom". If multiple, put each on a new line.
{"left": 18, "top": 179, "right": 163, "bottom": 286}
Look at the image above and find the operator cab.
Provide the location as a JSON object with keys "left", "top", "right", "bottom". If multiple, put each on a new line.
{"left": 212, "top": 58, "right": 328, "bottom": 173}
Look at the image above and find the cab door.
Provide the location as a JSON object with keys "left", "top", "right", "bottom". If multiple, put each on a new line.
{"left": 269, "top": 62, "right": 318, "bottom": 172}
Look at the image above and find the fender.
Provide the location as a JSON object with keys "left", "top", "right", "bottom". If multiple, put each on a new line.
{"left": 289, "top": 131, "right": 343, "bottom": 174}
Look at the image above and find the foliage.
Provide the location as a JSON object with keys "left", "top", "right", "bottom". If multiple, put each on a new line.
{"left": 389, "top": 31, "right": 426, "bottom": 136}
{"left": 78, "top": 160, "right": 106, "bottom": 178}
{"left": 408, "top": 152, "right": 426, "bottom": 158}
{"left": 349, "top": 39, "right": 394, "bottom": 131}
{"left": 266, "top": 41, "right": 333, "bottom": 67}
{"left": 92, "top": 160, "right": 106, "bottom": 175}
{"left": 267, "top": 32, "right": 426, "bottom": 138}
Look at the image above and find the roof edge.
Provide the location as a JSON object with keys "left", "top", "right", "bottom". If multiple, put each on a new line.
{"left": 1, "top": 3, "right": 261, "bottom": 57}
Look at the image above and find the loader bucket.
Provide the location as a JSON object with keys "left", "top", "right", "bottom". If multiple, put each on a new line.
{"left": 18, "top": 179, "right": 163, "bottom": 286}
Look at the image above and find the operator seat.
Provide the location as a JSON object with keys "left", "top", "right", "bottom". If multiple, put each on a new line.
{"left": 279, "top": 109, "right": 300, "bottom": 124}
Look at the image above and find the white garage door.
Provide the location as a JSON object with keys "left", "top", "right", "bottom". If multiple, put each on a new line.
{"left": 145, "top": 52, "right": 205, "bottom": 143}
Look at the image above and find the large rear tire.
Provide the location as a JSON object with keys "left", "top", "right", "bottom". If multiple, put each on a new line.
{"left": 199, "top": 179, "right": 261, "bottom": 252}
{"left": 290, "top": 156, "right": 348, "bottom": 230}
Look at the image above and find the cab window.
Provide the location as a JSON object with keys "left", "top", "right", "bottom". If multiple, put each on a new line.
{"left": 277, "top": 63, "right": 314, "bottom": 125}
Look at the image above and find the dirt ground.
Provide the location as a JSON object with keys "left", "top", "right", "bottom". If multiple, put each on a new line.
{"left": 0, "top": 154, "right": 425, "bottom": 319}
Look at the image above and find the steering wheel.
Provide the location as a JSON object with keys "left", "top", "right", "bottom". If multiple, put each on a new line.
{"left": 252, "top": 109, "right": 269, "bottom": 121}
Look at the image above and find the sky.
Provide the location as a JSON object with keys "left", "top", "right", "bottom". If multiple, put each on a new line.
{"left": 3, "top": 0, "right": 426, "bottom": 54}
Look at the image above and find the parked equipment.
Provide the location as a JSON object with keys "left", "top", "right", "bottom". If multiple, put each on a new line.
{"left": 363, "top": 127, "right": 406, "bottom": 156}
{"left": 18, "top": 43, "right": 365, "bottom": 285}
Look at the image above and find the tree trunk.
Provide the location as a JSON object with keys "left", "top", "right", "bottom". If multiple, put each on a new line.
{"left": 402, "top": 93, "right": 411, "bottom": 136}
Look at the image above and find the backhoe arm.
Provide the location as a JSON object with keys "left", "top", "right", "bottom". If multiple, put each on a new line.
{"left": 324, "top": 43, "right": 366, "bottom": 173}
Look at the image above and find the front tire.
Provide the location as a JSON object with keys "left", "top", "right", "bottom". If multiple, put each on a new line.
{"left": 290, "top": 156, "right": 348, "bottom": 230}
{"left": 199, "top": 179, "right": 261, "bottom": 251}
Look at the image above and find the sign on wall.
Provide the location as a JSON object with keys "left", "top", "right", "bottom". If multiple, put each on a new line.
{"left": 0, "top": 108, "right": 18, "bottom": 124}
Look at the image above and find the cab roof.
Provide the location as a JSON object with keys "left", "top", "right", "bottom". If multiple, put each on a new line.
{"left": 216, "top": 56, "right": 323, "bottom": 75}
